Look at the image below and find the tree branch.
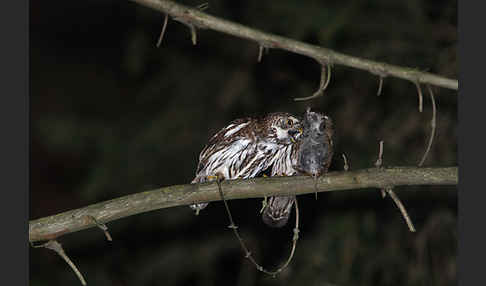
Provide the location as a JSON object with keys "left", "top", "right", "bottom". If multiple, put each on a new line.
{"left": 30, "top": 166, "right": 457, "bottom": 243}
{"left": 128, "top": 0, "right": 458, "bottom": 91}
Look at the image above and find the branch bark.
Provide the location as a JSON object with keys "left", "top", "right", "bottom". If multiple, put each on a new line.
{"left": 129, "top": 0, "right": 458, "bottom": 91}
{"left": 30, "top": 166, "right": 457, "bottom": 243}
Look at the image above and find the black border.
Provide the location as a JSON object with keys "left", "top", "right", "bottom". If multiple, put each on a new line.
{"left": 458, "top": 1, "right": 483, "bottom": 286}
{"left": 0, "top": 0, "right": 28, "bottom": 284}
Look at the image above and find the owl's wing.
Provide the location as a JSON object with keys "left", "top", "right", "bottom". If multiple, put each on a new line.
{"left": 271, "top": 144, "right": 298, "bottom": 176}
{"left": 194, "top": 118, "right": 260, "bottom": 181}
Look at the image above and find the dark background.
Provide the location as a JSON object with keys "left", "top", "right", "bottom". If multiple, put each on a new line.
{"left": 30, "top": 0, "right": 457, "bottom": 285}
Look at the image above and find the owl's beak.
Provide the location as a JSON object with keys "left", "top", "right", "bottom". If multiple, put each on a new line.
{"left": 288, "top": 128, "right": 302, "bottom": 142}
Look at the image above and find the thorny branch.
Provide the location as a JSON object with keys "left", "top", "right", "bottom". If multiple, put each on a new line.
{"left": 215, "top": 177, "right": 299, "bottom": 276}
{"left": 129, "top": 0, "right": 458, "bottom": 91}
{"left": 30, "top": 166, "right": 457, "bottom": 243}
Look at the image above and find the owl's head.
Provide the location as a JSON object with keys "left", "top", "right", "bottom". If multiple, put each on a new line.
{"left": 263, "top": 113, "right": 302, "bottom": 145}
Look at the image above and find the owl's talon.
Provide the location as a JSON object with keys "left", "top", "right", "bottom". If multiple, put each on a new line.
{"left": 260, "top": 196, "right": 268, "bottom": 213}
{"left": 207, "top": 175, "right": 219, "bottom": 181}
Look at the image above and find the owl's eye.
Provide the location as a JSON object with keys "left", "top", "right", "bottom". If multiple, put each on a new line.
{"left": 287, "top": 119, "right": 293, "bottom": 126}
{"left": 319, "top": 122, "right": 325, "bottom": 131}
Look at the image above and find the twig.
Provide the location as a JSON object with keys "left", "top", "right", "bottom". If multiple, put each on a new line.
{"left": 29, "top": 166, "right": 458, "bottom": 243}
{"left": 156, "top": 14, "right": 169, "bottom": 47}
{"left": 294, "top": 63, "right": 331, "bottom": 101}
{"left": 215, "top": 176, "right": 299, "bottom": 276}
{"left": 32, "top": 240, "right": 87, "bottom": 285}
{"left": 415, "top": 81, "right": 424, "bottom": 113}
{"left": 384, "top": 187, "right": 416, "bottom": 232}
{"left": 84, "top": 215, "right": 112, "bottom": 241}
{"left": 418, "top": 85, "right": 437, "bottom": 167}
{"left": 377, "top": 76, "right": 384, "bottom": 96}
{"left": 342, "top": 153, "right": 349, "bottom": 171}
{"left": 129, "top": 0, "right": 458, "bottom": 91}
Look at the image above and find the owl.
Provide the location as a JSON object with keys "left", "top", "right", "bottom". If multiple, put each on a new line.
{"left": 190, "top": 112, "right": 302, "bottom": 214}
{"left": 261, "top": 108, "right": 334, "bottom": 227}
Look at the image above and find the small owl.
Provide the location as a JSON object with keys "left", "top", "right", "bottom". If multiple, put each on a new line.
{"left": 294, "top": 107, "right": 334, "bottom": 194}
{"left": 190, "top": 112, "right": 302, "bottom": 214}
{"left": 261, "top": 108, "right": 334, "bottom": 227}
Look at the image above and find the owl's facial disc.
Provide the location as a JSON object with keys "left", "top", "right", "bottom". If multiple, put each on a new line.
{"left": 273, "top": 116, "right": 302, "bottom": 144}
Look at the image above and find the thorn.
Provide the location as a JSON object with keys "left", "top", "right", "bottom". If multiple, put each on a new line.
{"left": 258, "top": 45, "right": 264, "bottom": 62}
{"left": 415, "top": 81, "right": 423, "bottom": 113}
{"left": 374, "top": 140, "right": 384, "bottom": 168}
{"left": 172, "top": 15, "right": 199, "bottom": 46}
{"left": 342, "top": 153, "right": 349, "bottom": 171}
{"left": 228, "top": 224, "right": 239, "bottom": 230}
{"left": 377, "top": 76, "right": 384, "bottom": 96}
{"left": 418, "top": 85, "right": 437, "bottom": 167}
{"left": 196, "top": 2, "right": 209, "bottom": 11}
{"left": 190, "top": 25, "right": 197, "bottom": 45}
{"left": 385, "top": 187, "right": 416, "bottom": 232}
{"left": 260, "top": 196, "right": 268, "bottom": 213}
{"left": 294, "top": 62, "right": 332, "bottom": 101}
{"left": 292, "top": 227, "right": 300, "bottom": 241}
{"left": 37, "top": 240, "right": 87, "bottom": 286}
{"left": 156, "top": 14, "right": 169, "bottom": 48}
{"left": 85, "top": 215, "right": 112, "bottom": 241}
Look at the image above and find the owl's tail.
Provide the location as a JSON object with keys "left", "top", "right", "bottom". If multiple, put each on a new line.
{"left": 261, "top": 195, "right": 296, "bottom": 228}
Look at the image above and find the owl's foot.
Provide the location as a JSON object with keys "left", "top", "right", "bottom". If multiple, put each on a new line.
{"left": 207, "top": 174, "right": 221, "bottom": 181}
{"left": 260, "top": 196, "right": 268, "bottom": 213}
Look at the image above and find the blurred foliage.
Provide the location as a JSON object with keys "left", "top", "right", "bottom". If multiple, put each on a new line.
{"left": 30, "top": 0, "right": 457, "bottom": 285}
